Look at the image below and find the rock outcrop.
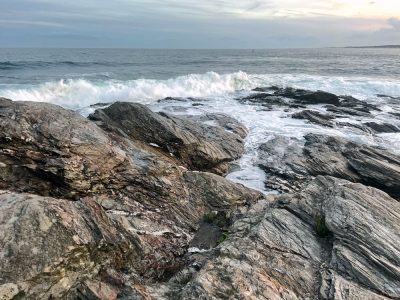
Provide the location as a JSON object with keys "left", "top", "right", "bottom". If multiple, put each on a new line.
{"left": 164, "top": 176, "right": 400, "bottom": 299}
{"left": 0, "top": 98, "right": 261, "bottom": 299}
{"left": 239, "top": 87, "right": 379, "bottom": 112}
{"left": 1, "top": 95, "right": 399, "bottom": 300}
{"left": 88, "top": 102, "right": 245, "bottom": 175}
{"left": 258, "top": 133, "right": 400, "bottom": 199}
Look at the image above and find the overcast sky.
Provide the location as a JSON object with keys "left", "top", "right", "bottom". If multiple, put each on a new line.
{"left": 0, "top": 0, "right": 399, "bottom": 48}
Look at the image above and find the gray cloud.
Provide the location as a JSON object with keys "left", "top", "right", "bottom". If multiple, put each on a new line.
{"left": 0, "top": 0, "right": 398, "bottom": 48}
{"left": 388, "top": 18, "right": 400, "bottom": 31}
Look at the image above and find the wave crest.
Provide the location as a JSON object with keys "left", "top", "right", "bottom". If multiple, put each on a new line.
{"left": 1, "top": 71, "right": 399, "bottom": 109}
{"left": 0, "top": 71, "right": 252, "bottom": 108}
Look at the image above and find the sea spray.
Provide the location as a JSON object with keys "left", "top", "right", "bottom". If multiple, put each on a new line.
{"left": 1, "top": 71, "right": 400, "bottom": 109}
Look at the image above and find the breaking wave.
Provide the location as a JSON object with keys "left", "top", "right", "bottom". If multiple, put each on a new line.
{"left": 1, "top": 71, "right": 399, "bottom": 109}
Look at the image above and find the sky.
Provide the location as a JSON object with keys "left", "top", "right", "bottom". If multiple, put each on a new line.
{"left": 0, "top": 0, "right": 399, "bottom": 48}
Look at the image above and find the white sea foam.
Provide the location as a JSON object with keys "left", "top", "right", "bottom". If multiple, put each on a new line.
{"left": 1, "top": 71, "right": 400, "bottom": 109}
{"left": 0, "top": 71, "right": 252, "bottom": 108}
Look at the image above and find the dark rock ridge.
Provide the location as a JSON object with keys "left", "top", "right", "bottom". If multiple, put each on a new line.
{"left": 258, "top": 133, "right": 400, "bottom": 199}
{"left": 291, "top": 109, "right": 399, "bottom": 134}
{"left": 88, "top": 102, "right": 245, "bottom": 175}
{"left": 292, "top": 110, "right": 336, "bottom": 127}
{"left": 364, "top": 122, "right": 400, "bottom": 133}
{"left": 239, "top": 87, "right": 379, "bottom": 111}
{"left": 1, "top": 97, "right": 399, "bottom": 299}
{"left": 238, "top": 87, "right": 400, "bottom": 136}
{"left": 239, "top": 86, "right": 384, "bottom": 121}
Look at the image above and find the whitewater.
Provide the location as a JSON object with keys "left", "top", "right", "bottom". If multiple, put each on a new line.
{"left": 1, "top": 71, "right": 400, "bottom": 109}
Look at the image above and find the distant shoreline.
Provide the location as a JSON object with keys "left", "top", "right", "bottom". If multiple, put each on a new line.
{"left": 345, "top": 45, "right": 400, "bottom": 49}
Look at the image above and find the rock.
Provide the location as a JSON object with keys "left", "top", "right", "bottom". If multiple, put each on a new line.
{"left": 1, "top": 96, "right": 399, "bottom": 299}
{"left": 258, "top": 136, "right": 308, "bottom": 192}
{"left": 242, "top": 87, "right": 341, "bottom": 106}
{"left": 238, "top": 88, "right": 381, "bottom": 119}
{"left": 89, "top": 102, "right": 110, "bottom": 108}
{"left": 237, "top": 92, "right": 291, "bottom": 110}
{"left": 155, "top": 176, "right": 399, "bottom": 299}
{"left": 377, "top": 94, "right": 400, "bottom": 102}
{"left": 291, "top": 110, "right": 335, "bottom": 127}
{"left": 282, "top": 176, "right": 400, "bottom": 298}
{"left": 335, "top": 95, "right": 381, "bottom": 112}
{"left": 276, "top": 87, "right": 341, "bottom": 106}
{"left": 0, "top": 283, "right": 19, "bottom": 300}
{"left": 336, "top": 121, "right": 373, "bottom": 133}
{"left": 290, "top": 109, "right": 400, "bottom": 135}
{"left": 389, "top": 111, "right": 400, "bottom": 119}
{"left": 185, "top": 113, "right": 248, "bottom": 139}
{"left": 89, "top": 102, "right": 245, "bottom": 175}
{"left": 0, "top": 191, "right": 126, "bottom": 299}
{"left": 0, "top": 98, "right": 262, "bottom": 298}
{"left": 0, "top": 98, "right": 128, "bottom": 198}
{"left": 325, "top": 105, "right": 372, "bottom": 117}
{"left": 258, "top": 133, "right": 400, "bottom": 199}
{"left": 243, "top": 87, "right": 341, "bottom": 106}
{"left": 364, "top": 122, "right": 400, "bottom": 133}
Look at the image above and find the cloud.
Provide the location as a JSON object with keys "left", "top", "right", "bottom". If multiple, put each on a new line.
{"left": 0, "top": 19, "right": 64, "bottom": 27}
{"left": 388, "top": 17, "right": 400, "bottom": 31}
{"left": 0, "top": 0, "right": 399, "bottom": 47}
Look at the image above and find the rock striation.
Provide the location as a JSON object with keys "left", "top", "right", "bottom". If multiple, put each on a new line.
{"left": 164, "top": 176, "right": 400, "bottom": 299}
{"left": 88, "top": 102, "right": 245, "bottom": 175}
{"left": 0, "top": 98, "right": 261, "bottom": 299}
{"left": 258, "top": 133, "right": 400, "bottom": 199}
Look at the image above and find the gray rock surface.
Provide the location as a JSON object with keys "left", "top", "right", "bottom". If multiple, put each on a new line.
{"left": 0, "top": 98, "right": 261, "bottom": 299}
{"left": 258, "top": 133, "right": 400, "bottom": 199}
{"left": 364, "top": 121, "right": 400, "bottom": 133}
{"left": 89, "top": 102, "right": 245, "bottom": 175}
{"left": 291, "top": 109, "right": 335, "bottom": 127}
{"left": 1, "top": 97, "right": 399, "bottom": 300}
{"left": 153, "top": 176, "right": 399, "bottom": 299}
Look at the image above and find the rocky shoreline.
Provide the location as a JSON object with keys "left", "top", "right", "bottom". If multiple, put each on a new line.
{"left": 0, "top": 89, "right": 399, "bottom": 299}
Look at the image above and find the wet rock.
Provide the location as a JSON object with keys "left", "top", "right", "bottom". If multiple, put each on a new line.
{"left": 239, "top": 88, "right": 381, "bottom": 119}
{"left": 89, "top": 102, "right": 111, "bottom": 108}
{"left": 89, "top": 102, "right": 245, "bottom": 175}
{"left": 244, "top": 87, "right": 341, "bottom": 106}
{"left": 258, "top": 133, "right": 400, "bottom": 198}
{"left": 238, "top": 93, "right": 288, "bottom": 110}
{"left": 364, "top": 122, "right": 400, "bottom": 133}
{"left": 291, "top": 110, "right": 335, "bottom": 127}
{"left": 325, "top": 105, "right": 372, "bottom": 117}
{"left": 377, "top": 94, "right": 400, "bottom": 101}
{"left": 258, "top": 136, "right": 308, "bottom": 192}
{"left": 389, "top": 111, "right": 400, "bottom": 119}
{"left": 158, "top": 97, "right": 207, "bottom": 103}
{"left": 275, "top": 87, "right": 341, "bottom": 106}
{"left": 336, "top": 121, "right": 373, "bottom": 133}
{"left": 336, "top": 95, "right": 380, "bottom": 112}
{"left": 185, "top": 113, "right": 248, "bottom": 139}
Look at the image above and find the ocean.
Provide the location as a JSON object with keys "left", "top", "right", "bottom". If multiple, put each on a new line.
{"left": 1, "top": 48, "right": 399, "bottom": 192}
